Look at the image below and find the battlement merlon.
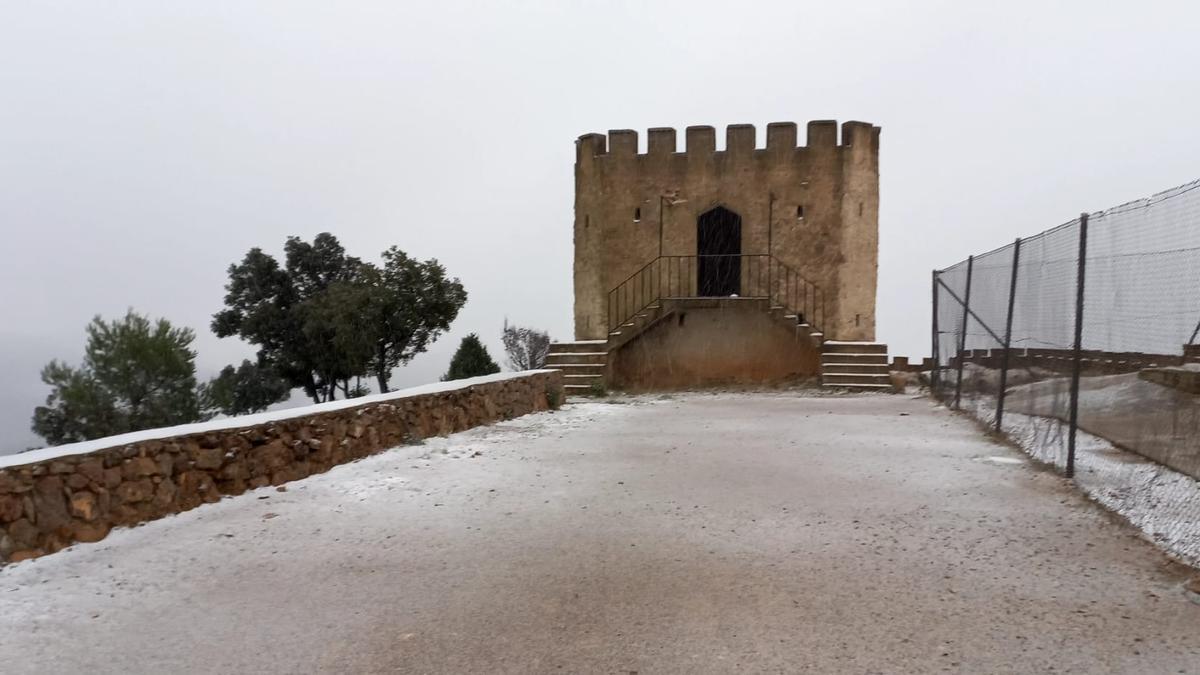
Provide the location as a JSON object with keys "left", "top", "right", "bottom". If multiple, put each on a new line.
{"left": 574, "top": 121, "right": 880, "bottom": 162}
{"left": 686, "top": 126, "right": 716, "bottom": 154}
{"left": 647, "top": 127, "right": 676, "bottom": 155}
{"left": 575, "top": 133, "right": 607, "bottom": 163}
{"left": 766, "top": 122, "right": 797, "bottom": 154}
{"left": 807, "top": 121, "right": 838, "bottom": 149}
{"left": 841, "top": 121, "right": 881, "bottom": 154}
{"left": 726, "top": 124, "right": 755, "bottom": 157}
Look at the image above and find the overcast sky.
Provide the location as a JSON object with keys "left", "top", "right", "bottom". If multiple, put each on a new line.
{"left": 2, "top": 1, "right": 1197, "bottom": 453}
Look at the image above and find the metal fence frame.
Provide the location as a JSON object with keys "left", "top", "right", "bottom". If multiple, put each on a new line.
{"left": 932, "top": 212, "right": 1096, "bottom": 478}
{"left": 933, "top": 178, "right": 1200, "bottom": 481}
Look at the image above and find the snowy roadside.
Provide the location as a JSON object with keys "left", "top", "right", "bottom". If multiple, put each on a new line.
{"left": 958, "top": 395, "right": 1200, "bottom": 568}
{"left": 2, "top": 391, "right": 1196, "bottom": 673}
{"left": 0, "top": 399, "right": 633, "bottom": 587}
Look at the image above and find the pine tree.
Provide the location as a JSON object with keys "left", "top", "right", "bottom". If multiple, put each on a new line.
{"left": 442, "top": 334, "right": 500, "bottom": 381}
{"left": 32, "top": 311, "right": 205, "bottom": 445}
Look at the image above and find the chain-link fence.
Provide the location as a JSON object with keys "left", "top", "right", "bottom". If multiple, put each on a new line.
{"left": 933, "top": 179, "right": 1200, "bottom": 566}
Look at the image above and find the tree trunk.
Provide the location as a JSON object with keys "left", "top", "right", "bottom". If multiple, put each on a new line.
{"left": 375, "top": 345, "right": 390, "bottom": 393}
{"left": 304, "top": 375, "right": 322, "bottom": 405}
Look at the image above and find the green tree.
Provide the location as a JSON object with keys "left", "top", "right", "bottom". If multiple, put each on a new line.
{"left": 200, "top": 360, "right": 292, "bottom": 417}
{"left": 213, "top": 234, "right": 467, "bottom": 400}
{"left": 365, "top": 249, "right": 467, "bottom": 392}
{"left": 212, "top": 233, "right": 364, "bottom": 403}
{"left": 443, "top": 333, "right": 500, "bottom": 381}
{"left": 32, "top": 311, "right": 204, "bottom": 445}
{"left": 299, "top": 276, "right": 378, "bottom": 399}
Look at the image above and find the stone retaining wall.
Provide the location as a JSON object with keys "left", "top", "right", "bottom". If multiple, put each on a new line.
{"left": 1139, "top": 365, "right": 1200, "bottom": 395}
{"left": 0, "top": 370, "right": 563, "bottom": 563}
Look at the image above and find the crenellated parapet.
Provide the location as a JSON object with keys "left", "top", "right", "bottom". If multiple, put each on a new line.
{"left": 572, "top": 119, "right": 880, "bottom": 344}
{"left": 575, "top": 120, "right": 880, "bottom": 163}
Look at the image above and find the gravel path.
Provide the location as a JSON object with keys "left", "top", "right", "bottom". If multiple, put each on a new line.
{"left": 1, "top": 392, "right": 1196, "bottom": 673}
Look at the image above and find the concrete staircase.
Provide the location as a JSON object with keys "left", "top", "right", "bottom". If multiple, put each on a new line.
{"left": 544, "top": 340, "right": 608, "bottom": 396}
{"left": 609, "top": 298, "right": 826, "bottom": 351}
{"left": 550, "top": 299, "right": 832, "bottom": 396}
{"left": 821, "top": 341, "right": 892, "bottom": 390}
{"left": 607, "top": 302, "right": 664, "bottom": 350}
{"left": 766, "top": 304, "right": 825, "bottom": 349}
{"left": 548, "top": 334, "right": 894, "bottom": 394}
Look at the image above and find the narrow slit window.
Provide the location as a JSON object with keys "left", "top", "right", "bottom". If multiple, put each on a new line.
{"left": 796, "top": 205, "right": 804, "bottom": 220}
{"left": 634, "top": 207, "right": 641, "bottom": 222}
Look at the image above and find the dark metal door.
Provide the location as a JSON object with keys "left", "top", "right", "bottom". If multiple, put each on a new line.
{"left": 697, "top": 207, "right": 741, "bottom": 296}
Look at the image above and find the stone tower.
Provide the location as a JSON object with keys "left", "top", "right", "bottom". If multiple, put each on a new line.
{"left": 549, "top": 120, "right": 887, "bottom": 393}
{"left": 572, "top": 120, "right": 880, "bottom": 343}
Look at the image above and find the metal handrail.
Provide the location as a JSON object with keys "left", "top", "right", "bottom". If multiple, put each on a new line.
{"left": 605, "top": 254, "right": 826, "bottom": 337}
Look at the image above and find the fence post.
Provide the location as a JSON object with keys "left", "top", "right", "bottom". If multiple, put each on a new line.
{"left": 1066, "top": 213, "right": 1089, "bottom": 478}
{"left": 953, "top": 255, "right": 974, "bottom": 410}
{"left": 995, "top": 238, "right": 1022, "bottom": 430}
{"left": 931, "top": 270, "right": 940, "bottom": 395}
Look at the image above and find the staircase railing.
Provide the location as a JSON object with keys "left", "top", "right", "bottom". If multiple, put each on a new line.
{"left": 606, "top": 254, "right": 826, "bottom": 336}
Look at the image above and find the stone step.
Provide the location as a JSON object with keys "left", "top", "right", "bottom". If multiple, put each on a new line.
{"left": 545, "top": 352, "right": 608, "bottom": 366}
{"left": 563, "top": 383, "right": 598, "bottom": 396}
{"left": 795, "top": 324, "right": 824, "bottom": 343}
{"left": 823, "top": 382, "right": 894, "bottom": 391}
{"left": 823, "top": 341, "right": 888, "bottom": 355}
{"left": 546, "top": 363, "right": 606, "bottom": 376}
{"left": 563, "top": 373, "right": 604, "bottom": 384}
{"left": 822, "top": 373, "right": 892, "bottom": 386}
{"left": 821, "top": 353, "right": 889, "bottom": 365}
{"left": 607, "top": 305, "right": 669, "bottom": 351}
{"left": 548, "top": 340, "right": 609, "bottom": 354}
{"left": 764, "top": 312, "right": 823, "bottom": 348}
{"left": 822, "top": 363, "right": 889, "bottom": 375}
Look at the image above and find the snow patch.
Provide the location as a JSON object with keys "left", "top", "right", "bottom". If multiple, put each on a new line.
{"left": 978, "top": 456, "right": 1025, "bottom": 465}
{"left": 959, "top": 393, "right": 1200, "bottom": 567}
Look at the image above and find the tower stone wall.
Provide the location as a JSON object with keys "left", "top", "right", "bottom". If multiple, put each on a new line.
{"left": 573, "top": 120, "right": 880, "bottom": 341}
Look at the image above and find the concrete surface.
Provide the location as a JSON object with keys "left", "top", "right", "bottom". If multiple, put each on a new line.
{"left": 610, "top": 299, "right": 820, "bottom": 390}
{"left": 1, "top": 393, "right": 1197, "bottom": 673}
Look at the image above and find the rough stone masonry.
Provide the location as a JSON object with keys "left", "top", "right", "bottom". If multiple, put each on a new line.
{"left": 0, "top": 371, "right": 563, "bottom": 563}
{"left": 572, "top": 121, "right": 881, "bottom": 342}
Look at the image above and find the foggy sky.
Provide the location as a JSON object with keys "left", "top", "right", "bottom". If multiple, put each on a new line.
{"left": 2, "top": 1, "right": 1198, "bottom": 454}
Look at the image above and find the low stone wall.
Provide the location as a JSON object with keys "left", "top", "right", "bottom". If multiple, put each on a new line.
{"left": 1139, "top": 365, "right": 1200, "bottom": 394}
{"left": 890, "top": 356, "right": 934, "bottom": 373}
{"left": 958, "top": 347, "right": 1184, "bottom": 375}
{"left": 0, "top": 370, "right": 563, "bottom": 563}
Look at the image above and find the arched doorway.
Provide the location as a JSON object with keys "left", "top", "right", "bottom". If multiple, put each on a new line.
{"left": 697, "top": 206, "right": 741, "bottom": 296}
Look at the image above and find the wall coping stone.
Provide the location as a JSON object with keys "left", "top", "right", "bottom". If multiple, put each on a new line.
{"left": 2, "top": 370, "right": 557, "bottom": 470}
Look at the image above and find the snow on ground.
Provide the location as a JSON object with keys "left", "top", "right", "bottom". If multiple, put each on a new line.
{"left": 1, "top": 392, "right": 1197, "bottom": 673}
{"left": 1, "top": 398, "right": 633, "bottom": 591}
{"left": 959, "top": 393, "right": 1200, "bottom": 567}
{"left": 1003, "top": 370, "right": 1200, "bottom": 477}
